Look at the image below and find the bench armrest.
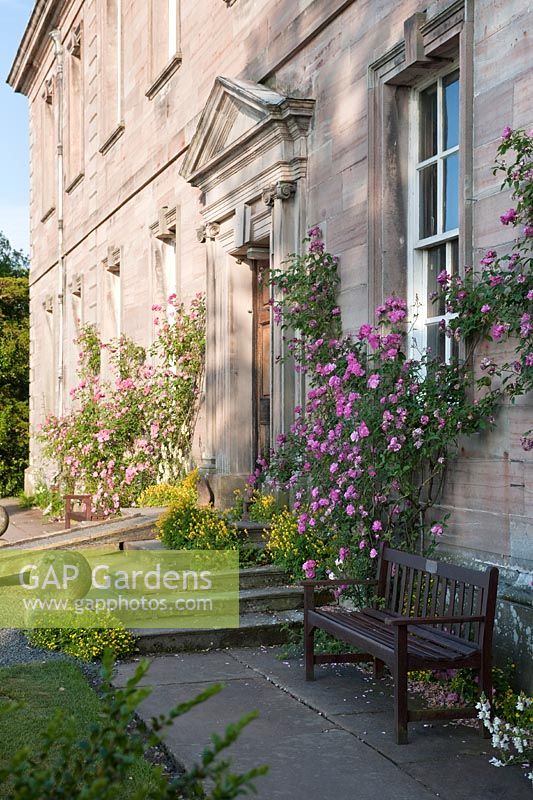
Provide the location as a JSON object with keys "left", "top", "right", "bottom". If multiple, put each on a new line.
{"left": 384, "top": 614, "right": 486, "bottom": 627}
{"left": 301, "top": 578, "right": 378, "bottom": 589}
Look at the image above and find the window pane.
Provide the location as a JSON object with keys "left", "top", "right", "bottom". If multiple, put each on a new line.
{"left": 449, "top": 238, "right": 459, "bottom": 276}
{"left": 444, "top": 71, "right": 459, "bottom": 150}
{"left": 419, "top": 163, "right": 437, "bottom": 238}
{"left": 419, "top": 82, "right": 437, "bottom": 161}
{"left": 426, "top": 322, "right": 446, "bottom": 363}
{"left": 426, "top": 244, "right": 447, "bottom": 316}
{"left": 444, "top": 153, "right": 459, "bottom": 231}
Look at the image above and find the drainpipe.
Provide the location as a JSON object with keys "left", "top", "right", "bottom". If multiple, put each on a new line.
{"left": 50, "top": 29, "right": 64, "bottom": 417}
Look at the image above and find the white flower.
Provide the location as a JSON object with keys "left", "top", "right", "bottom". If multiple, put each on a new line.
{"left": 489, "top": 758, "right": 504, "bottom": 767}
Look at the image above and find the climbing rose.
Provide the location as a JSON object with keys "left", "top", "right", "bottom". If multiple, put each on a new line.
{"left": 302, "top": 560, "right": 316, "bottom": 579}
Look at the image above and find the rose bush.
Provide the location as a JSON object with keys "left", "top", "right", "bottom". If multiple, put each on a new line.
{"left": 39, "top": 295, "right": 205, "bottom": 514}
{"left": 257, "top": 130, "right": 533, "bottom": 583}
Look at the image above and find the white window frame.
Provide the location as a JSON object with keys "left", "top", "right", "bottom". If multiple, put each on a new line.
{"left": 408, "top": 63, "right": 460, "bottom": 363}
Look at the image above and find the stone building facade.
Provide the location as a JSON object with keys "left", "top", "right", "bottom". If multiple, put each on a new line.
{"left": 8, "top": 0, "right": 532, "bottom": 685}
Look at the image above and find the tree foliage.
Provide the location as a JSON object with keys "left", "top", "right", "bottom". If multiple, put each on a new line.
{"left": 0, "top": 231, "right": 29, "bottom": 496}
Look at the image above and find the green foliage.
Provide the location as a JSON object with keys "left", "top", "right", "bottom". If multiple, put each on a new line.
{"left": 0, "top": 659, "right": 159, "bottom": 799}
{"left": 0, "top": 231, "right": 28, "bottom": 278}
{"left": 137, "top": 481, "right": 191, "bottom": 508}
{"left": 0, "top": 234, "right": 30, "bottom": 495}
{"left": 27, "top": 614, "right": 136, "bottom": 661}
{"left": 279, "top": 625, "right": 359, "bottom": 660}
{"left": 76, "top": 324, "right": 102, "bottom": 378}
{"left": 0, "top": 652, "right": 268, "bottom": 799}
{"left": 231, "top": 488, "right": 280, "bottom": 523}
{"left": 266, "top": 508, "right": 331, "bottom": 580}
{"left": 260, "top": 133, "right": 533, "bottom": 581}
{"left": 158, "top": 501, "right": 240, "bottom": 552}
{"left": 30, "top": 482, "right": 65, "bottom": 518}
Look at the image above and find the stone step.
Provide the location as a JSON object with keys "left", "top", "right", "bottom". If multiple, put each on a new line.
{"left": 135, "top": 584, "right": 302, "bottom": 617}
{"left": 122, "top": 539, "right": 165, "bottom": 551}
{"left": 238, "top": 564, "right": 289, "bottom": 590}
{"left": 133, "top": 609, "right": 303, "bottom": 654}
{"left": 118, "top": 547, "right": 289, "bottom": 591}
{"left": 240, "top": 585, "right": 303, "bottom": 613}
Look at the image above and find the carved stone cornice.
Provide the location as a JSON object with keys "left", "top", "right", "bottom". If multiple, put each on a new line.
{"left": 197, "top": 223, "right": 221, "bottom": 243}
{"left": 262, "top": 181, "right": 297, "bottom": 207}
{"left": 7, "top": 0, "right": 65, "bottom": 95}
{"left": 102, "top": 246, "right": 121, "bottom": 275}
{"left": 42, "top": 76, "right": 54, "bottom": 104}
{"left": 67, "top": 22, "right": 82, "bottom": 59}
{"left": 70, "top": 273, "right": 82, "bottom": 297}
{"left": 150, "top": 205, "right": 177, "bottom": 242}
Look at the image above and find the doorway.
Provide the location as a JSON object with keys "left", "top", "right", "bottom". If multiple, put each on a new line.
{"left": 252, "top": 259, "right": 270, "bottom": 463}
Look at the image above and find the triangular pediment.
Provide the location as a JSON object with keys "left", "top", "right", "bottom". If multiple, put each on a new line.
{"left": 180, "top": 77, "right": 313, "bottom": 187}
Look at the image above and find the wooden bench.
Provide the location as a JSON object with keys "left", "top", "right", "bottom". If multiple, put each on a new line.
{"left": 303, "top": 544, "right": 499, "bottom": 744}
{"left": 64, "top": 494, "right": 102, "bottom": 530}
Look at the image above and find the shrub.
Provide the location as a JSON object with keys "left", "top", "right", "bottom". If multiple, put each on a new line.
{"left": 39, "top": 296, "right": 206, "bottom": 515}
{"left": 137, "top": 470, "right": 199, "bottom": 508}
{"left": 0, "top": 651, "right": 268, "bottom": 799}
{"left": 230, "top": 488, "right": 280, "bottom": 522}
{"left": 27, "top": 612, "right": 136, "bottom": 661}
{"left": 266, "top": 509, "right": 330, "bottom": 580}
{"left": 32, "top": 482, "right": 65, "bottom": 519}
{"left": 158, "top": 502, "right": 240, "bottom": 551}
{"left": 257, "top": 131, "right": 533, "bottom": 583}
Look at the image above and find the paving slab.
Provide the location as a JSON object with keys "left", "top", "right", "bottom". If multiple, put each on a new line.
{"left": 114, "top": 651, "right": 251, "bottom": 686}
{"left": 115, "top": 659, "right": 436, "bottom": 800}
{"left": 113, "top": 647, "right": 531, "bottom": 800}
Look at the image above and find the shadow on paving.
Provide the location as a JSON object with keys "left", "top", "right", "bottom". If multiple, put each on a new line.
{"left": 113, "top": 646, "right": 531, "bottom": 800}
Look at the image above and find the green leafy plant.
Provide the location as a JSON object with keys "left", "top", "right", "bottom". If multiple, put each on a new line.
{"left": 137, "top": 482, "right": 190, "bottom": 507}
{"left": 0, "top": 237, "right": 29, "bottom": 495}
{"left": 0, "top": 651, "right": 268, "bottom": 799}
{"left": 27, "top": 612, "right": 137, "bottom": 661}
{"left": 31, "top": 481, "right": 65, "bottom": 519}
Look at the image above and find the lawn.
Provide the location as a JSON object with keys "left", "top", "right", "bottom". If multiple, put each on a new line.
{"left": 0, "top": 659, "right": 161, "bottom": 798}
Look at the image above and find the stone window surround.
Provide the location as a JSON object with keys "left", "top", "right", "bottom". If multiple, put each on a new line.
{"left": 150, "top": 205, "right": 181, "bottom": 312}
{"left": 146, "top": 0, "right": 182, "bottom": 100}
{"left": 40, "top": 74, "right": 56, "bottom": 223}
{"left": 409, "top": 64, "right": 460, "bottom": 363}
{"left": 367, "top": 0, "right": 472, "bottom": 319}
{"left": 65, "top": 19, "right": 85, "bottom": 194}
{"left": 98, "top": 0, "right": 124, "bottom": 156}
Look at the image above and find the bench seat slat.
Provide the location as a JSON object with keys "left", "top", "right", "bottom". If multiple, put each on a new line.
{"left": 312, "top": 607, "right": 479, "bottom": 664}
{"left": 362, "top": 608, "right": 478, "bottom": 657}
{"left": 343, "top": 609, "right": 462, "bottom": 661}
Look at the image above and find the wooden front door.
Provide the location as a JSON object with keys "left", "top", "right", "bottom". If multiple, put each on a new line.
{"left": 253, "top": 262, "right": 270, "bottom": 461}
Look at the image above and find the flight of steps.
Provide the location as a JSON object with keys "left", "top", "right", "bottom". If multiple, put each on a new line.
{"left": 129, "top": 559, "right": 304, "bottom": 654}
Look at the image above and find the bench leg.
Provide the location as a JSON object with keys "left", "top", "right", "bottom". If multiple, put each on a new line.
{"left": 304, "top": 624, "right": 315, "bottom": 681}
{"left": 394, "top": 627, "right": 408, "bottom": 744}
{"left": 373, "top": 658, "right": 384, "bottom": 679}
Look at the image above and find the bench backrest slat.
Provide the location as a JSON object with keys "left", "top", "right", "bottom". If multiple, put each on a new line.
{"left": 378, "top": 546, "right": 498, "bottom": 646}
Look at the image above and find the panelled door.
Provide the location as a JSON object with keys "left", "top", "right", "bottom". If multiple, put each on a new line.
{"left": 253, "top": 260, "right": 270, "bottom": 462}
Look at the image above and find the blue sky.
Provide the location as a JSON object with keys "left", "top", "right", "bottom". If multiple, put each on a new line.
{"left": 0, "top": 0, "right": 35, "bottom": 255}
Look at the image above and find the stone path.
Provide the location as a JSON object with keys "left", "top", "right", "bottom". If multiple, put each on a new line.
{"left": 114, "top": 646, "right": 531, "bottom": 800}
{"left": 0, "top": 497, "right": 65, "bottom": 544}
